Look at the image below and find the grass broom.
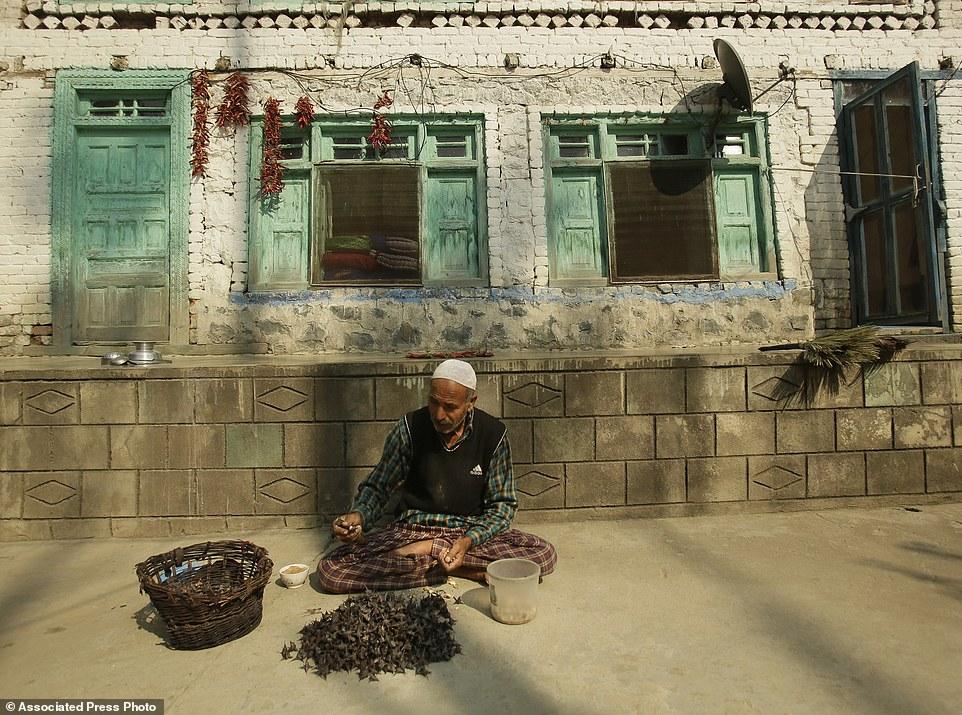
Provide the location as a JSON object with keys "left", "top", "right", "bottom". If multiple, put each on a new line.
{"left": 759, "top": 327, "right": 907, "bottom": 370}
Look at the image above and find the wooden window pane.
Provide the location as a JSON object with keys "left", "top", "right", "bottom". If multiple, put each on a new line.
{"left": 883, "top": 77, "right": 917, "bottom": 195}
{"left": 894, "top": 200, "right": 928, "bottom": 314}
{"left": 332, "top": 136, "right": 365, "bottom": 160}
{"left": 437, "top": 146, "right": 466, "bottom": 158}
{"left": 716, "top": 134, "right": 747, "bottom": 157}
{"left": 608, "top": 160, "right": 717, "bottom": 281}
{"left": 432, "top": 132, "right": 470, "bottom": 158}
{"left": 557, "top": 135, "right": 592, "bottom": 158}
{"left": 615, "top": 133, "right": 659, "bottom": 157}
{"left": 862, "top": 209, "right": 888, "bottom": 316}
{"left": 280, "top": 135, "right": 306, "bottom": 160}
{"left": 661, "top": 134, "right": 688, "bottom": 155}
{"left": 82, "top": 93, "right": 168, "bottom": 118}
{"left": 379, "top": 136, "right": 411, "bottom": 160}
{"left": 316, "top": 165, "right": 420, "bottom": 283}
{"left": 852, "top": 104, "right": 881, "bottom": 204}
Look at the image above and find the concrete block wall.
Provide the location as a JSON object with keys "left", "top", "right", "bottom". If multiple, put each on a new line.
{"left": 1, "top": 4, "right": 961, "bottom": 354}
{"left": 0, "top": 348, "right": 960, "bottom": 540}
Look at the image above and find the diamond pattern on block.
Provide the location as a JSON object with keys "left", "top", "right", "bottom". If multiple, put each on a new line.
{"left": 751, "top": 376, "right": 802, "bottom": 403}
{"left": 25, "top": 479, "right": 77, "bottom": 506}
{"left": 259, "top": 477, "right": 310, "bottom": 504}
{"left": 257, "top": 386, "right": 308, "bottom": 412}
{"left": 752, "top": 465, "right": 802, "bottom": 491}
{"left": 505, "top": 382, "right": 561, "bottom": 408}
{"left": 516, "top": 470, "right": 560, "bottom": 497}
{"left": 25, "top": 389, "right": 75, "bottom": 415}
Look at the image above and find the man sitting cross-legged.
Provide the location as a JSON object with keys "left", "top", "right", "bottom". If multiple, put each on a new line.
{"left": 316, "top": 359, "right": 557, "bottom": 593}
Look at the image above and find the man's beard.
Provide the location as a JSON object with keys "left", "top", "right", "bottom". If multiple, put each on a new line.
{"left": 433, "top": 411, "right": 468, "bottom": 435}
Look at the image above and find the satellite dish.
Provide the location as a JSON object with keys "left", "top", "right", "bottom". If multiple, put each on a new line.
{"left": 713, "top": 39, "right": 753, "bottom": 113}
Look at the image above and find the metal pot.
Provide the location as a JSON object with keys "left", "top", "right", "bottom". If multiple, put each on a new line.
{"left": 128, "top": 341, "right": 161, "bottom": 364}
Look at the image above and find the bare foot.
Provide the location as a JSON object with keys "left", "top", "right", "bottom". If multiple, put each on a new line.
{"left": 450, "top": 566, "right": 487, "bottom": 584}
{"left": 390, "top": 539, "right": 434, "bottom": 557}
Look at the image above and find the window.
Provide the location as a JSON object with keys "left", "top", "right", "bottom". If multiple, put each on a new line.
{"left": 78, "top": 91, "right": 169, "bottom": 119}
{"left": 545, "top": 117, "right": 776, "bottom": 284}
{"left": 248, "top": 117, "right": 486, "bottom": 291}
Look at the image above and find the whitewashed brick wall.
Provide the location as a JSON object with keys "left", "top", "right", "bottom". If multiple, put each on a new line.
{"left": 939, "top": 82, "right": 962, "bottom": 325}
{"left": 1, "top": 19, "right": 961, "bottom": 353}
{"left": 0, "top": 73, "right": 54, "bottom": 351}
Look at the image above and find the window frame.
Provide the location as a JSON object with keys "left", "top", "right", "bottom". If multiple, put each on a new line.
{"left": 544, "top": 114, "right": 777, "bottom": 286}
{"left": 247, "top": 114, "right": 487, "bottom": 291}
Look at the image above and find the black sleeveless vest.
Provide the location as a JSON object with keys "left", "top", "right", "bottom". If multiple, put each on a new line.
{"left": 400, "top": 406, "right": 507, "bottom": 517}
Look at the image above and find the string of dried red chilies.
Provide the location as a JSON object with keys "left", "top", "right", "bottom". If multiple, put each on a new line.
{"left": 215, "top": 72, "right": 251, "bottom": 129}
{"left": 260, "top": 97, "right": 284, "bottom": 195}
{"left": 368, "top": 91, "right": 393, "bottom": 151}
{"left": 294, "top": 95, "right": 315, "bottom": 129}
{"left": 190, "top": 70, "right": 211, "bottom": 177}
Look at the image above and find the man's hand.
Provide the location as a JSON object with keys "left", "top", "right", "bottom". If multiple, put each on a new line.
{"left": 332, "top": 512, "right": 364, "bottom": 543}
{"left": 439, "top": 536, "right": 473, "bottom": 573}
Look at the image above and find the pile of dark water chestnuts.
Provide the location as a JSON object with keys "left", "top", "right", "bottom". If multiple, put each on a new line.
{"left": 282, "top": 592, "right": 462, "bottom": 680}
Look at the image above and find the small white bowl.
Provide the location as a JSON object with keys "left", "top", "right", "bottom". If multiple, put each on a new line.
{"left": 279, "top": 563, "right": 310, "bottom": 589}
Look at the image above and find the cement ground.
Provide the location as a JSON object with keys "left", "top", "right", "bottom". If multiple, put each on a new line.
{"left": 0, "top": 505, "right": 960, "bottom": 715}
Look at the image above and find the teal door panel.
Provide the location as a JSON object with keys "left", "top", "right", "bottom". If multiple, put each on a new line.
{"left": 74, "top": 127, "right": 170, "bottom": 342}
{"left": 425, "top": 171, "right": 479, "bottom": 282}
{"left": 715, "top": 168, "right": 762, "bottom": 275}
{"left": 548, "top": 170, "right": 605, "bottom": 280}
{"left": 249, "top": 173, "right": 310, "bottom": 290}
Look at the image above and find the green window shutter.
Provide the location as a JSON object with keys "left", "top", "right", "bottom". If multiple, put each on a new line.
{"left": 548, "top": 170, "right": 606, "bottom": 281}
{"left": 249, "top": 172, "right": 310, "bottom": 290}
{"left": 715, "top": 167, "right": 764, "bottom": 276}
{"left": 424, "top": 170, "right": 480, "bottom": 282}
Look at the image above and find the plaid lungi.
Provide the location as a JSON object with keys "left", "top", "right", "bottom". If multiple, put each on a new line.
{"left": 316, "top": 523, "right": 557, "bottom": 594}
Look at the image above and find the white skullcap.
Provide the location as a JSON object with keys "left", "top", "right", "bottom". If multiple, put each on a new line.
{"left": 431, "top": 359, "right": 477, "bottom": 390}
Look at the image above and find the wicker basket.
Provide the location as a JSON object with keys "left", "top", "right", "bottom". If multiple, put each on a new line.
{"left": 136, "top": 540, "right": 274, "bottom": 650}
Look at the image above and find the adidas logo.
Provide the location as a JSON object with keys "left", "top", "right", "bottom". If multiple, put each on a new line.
{"left": 469, "top": 464, "right": 483, "bottom": 477}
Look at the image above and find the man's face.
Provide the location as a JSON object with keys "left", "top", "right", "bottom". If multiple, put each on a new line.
{"left": 427, "top": 378, "right": 477, "bottom": 435}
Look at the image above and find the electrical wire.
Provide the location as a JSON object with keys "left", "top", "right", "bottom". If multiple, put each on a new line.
{"left": 764, "top": 77, "right": 797, "bottom": 117}
{"left": 185, "top": 52, "right": 811, "bottom": 170}
{"left": 933, "top": 62, "right": 961, "bottom": 97}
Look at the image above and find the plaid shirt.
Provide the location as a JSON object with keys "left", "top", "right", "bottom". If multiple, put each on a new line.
{"left": 351, "top": 410, "right": 517, "bottom": 547}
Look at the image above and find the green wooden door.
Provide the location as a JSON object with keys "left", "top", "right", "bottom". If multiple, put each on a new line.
{"left": 73, "top": 127, "right": 170, "bottom": 341}
{"left": 250, "top": 173, "right": 311, "bottom": 290}
{"left": 424, "top": 171, "right": 479, "bottom": 282}
{"left": 715, "top": 168, "right": 763, "bottom": 276}
{"left": 549, "top": 170, "right": 605, "bottom": 280}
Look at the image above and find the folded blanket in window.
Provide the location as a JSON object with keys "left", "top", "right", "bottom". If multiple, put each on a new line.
{"left": 327, "top": 234, "right": 373, "bottom": 252}
{"left": 371, "top": 235, "right": 419, "bottom": 255}
{"left": 321, "top": 251, "right": 379, "bottom": 272}
{"left": 375, "top": 252, "right": 419, "bottom": 272}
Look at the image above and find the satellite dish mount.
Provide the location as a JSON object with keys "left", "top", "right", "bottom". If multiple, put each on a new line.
{"left": 712, "top": 39, "right": 796, "bottom": 113}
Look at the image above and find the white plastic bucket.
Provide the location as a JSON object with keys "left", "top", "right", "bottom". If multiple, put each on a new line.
{"left": 486, "top": 558, "right": 540, "bottom": 625}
